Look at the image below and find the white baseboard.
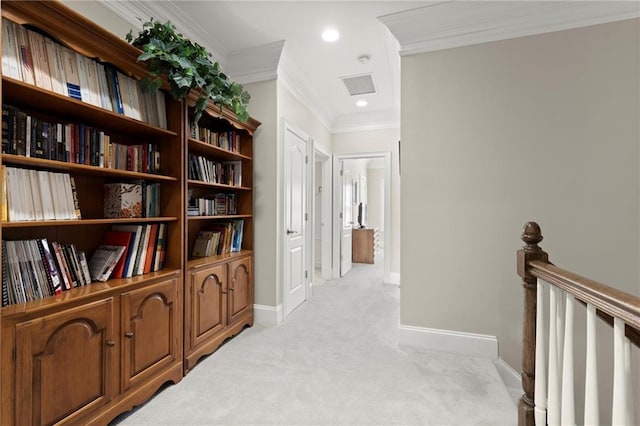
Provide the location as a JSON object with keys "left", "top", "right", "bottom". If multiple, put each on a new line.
{"left": 387, "top": 272, "right": 400, "bottom": 285}
{"left": 398, "top": 324, "right": 498, "bottom": 359}
{"left": 253, "top": 304, "right": 283, "bottom": 326}
{"left": 494, "top": 357, "right": 521, "bottom": 390}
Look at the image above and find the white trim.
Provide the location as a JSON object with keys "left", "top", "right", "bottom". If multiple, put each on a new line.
{"left": 495, "top": 357, "right": 522, "bottom": 391}
{"left": 398, "top": 325, "right": 498, "bottom": 359}
{"left": 253, "top": 304, "right": 283, "bottom": 326}
{"left": 227, "top": 40, "right": 284, "bottom": 85}
{"left": 313, "top": 145, "right": 333, "bottom": 281}
{"left": 380, "top": 1, "right": 640, "bottom": 57}
{"left": 387, "top": 272, "right": 400, "bottom": 285}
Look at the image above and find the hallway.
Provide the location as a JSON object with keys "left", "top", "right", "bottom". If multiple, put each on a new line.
{"left": 113, "top": 260, "right": 516, "bottom": 425}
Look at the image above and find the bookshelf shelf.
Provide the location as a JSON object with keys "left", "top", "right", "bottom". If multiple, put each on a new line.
{"left": 187, "top": 179, "right": 252, "bottom": 191}
{"left": 3, "top": 77, "right": 177, "bottom": 138}
{"left": 187, "top": 250, "right": 253, "bottom": 269}
{"left": 2, "top": 154, "right": 179, "bottom": 182}
{"left": 188, "top": 138, "right": 252, "bottom": 161}
{"left": 187, "top": 214, "right": 252, "bottom": 221}
{"left": 2, "top": 217, "right": 178, "bottom": 228}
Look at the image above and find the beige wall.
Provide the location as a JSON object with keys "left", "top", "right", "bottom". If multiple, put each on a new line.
{"left": 62, "top": 1, "right": 133, "bottom": 40}
{"left": 332, "top": 129, "right": 401, "bottom": 275}
{"left": 245, "top": 80, "right": 279, "bottom": 307}
{"left": 401, "top": 17, "right": 640, "bottom": 389}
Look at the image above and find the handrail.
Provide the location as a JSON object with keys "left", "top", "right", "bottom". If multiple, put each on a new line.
{"left": 516, "top": 221, "right": 640, "bottom": 426}
{"left": 529, "top": 260, "right": 640, "bottom": 345}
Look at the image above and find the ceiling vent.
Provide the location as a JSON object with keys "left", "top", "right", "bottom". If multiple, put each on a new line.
{"left": 341, "top": 73, "right": 376, "bottom": 96}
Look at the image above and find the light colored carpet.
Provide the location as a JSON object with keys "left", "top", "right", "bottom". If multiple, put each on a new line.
{"left": 112, "top": 259, "right": 516, "bottom": 425}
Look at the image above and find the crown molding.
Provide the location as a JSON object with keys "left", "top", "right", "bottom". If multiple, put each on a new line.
{"left": 331, "top": 109, "right": 400, "bottom": 134}
{"left": 98, "top": 0, "right": 229, "bottom": 68}
{"left": 380, "top": 1, "right": 640, "bottom": 56}
{"left": 227, "top": 40, "right": 284, "bottom": 85}
{"left": 277, "top": 53, "right": 335, "bottom": 131}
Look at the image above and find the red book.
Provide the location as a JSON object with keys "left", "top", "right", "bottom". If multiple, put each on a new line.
{"left": 143, "top": 224, "right": 158, "bottom": 274}
{"left": 103, "top": 231, "right": 132, "bottom": 279}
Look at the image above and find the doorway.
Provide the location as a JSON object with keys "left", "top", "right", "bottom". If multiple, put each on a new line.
{"left": 312, "top": 146, "right": 332, "bottom": 285}
{"left": 332, "top": 152, "right": 392, "bottom": 283}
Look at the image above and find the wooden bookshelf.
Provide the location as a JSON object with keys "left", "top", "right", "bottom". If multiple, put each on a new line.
{"left": 184, "top": 94, "right": 259, "bottom": 372}
{"left": 1, "top": 2, "right": 184, "bottom": 424}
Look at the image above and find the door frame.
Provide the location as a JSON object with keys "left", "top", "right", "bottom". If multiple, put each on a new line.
{"left": 311, "top": 144, "right": 332, "bottom": 282}
{"left": 282, "top": 120, "right": 312, "bottom": 319}
{"left": 332, "top": 151, "right": 392, "bottom": 283}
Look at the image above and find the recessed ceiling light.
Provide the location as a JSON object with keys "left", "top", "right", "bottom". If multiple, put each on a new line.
{"left": 356, "top": 100, "right": 368, "bottom": 107}
{"left": 322, "top": 28, "right": 340, "bottom": 42}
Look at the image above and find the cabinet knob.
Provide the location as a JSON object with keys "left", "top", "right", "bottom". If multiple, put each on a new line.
{"left": 106, "top": 340, "right": 116, "bottom": 347}
{"left": 125, "top": 332, "right": 134, "bottom": 338}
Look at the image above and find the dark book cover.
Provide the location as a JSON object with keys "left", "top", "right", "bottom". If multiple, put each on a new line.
{"left": 2, "top": 240, "right": 10, "bottom": 306}
{"left": 37, "top": 239, "right": 63, "bottom": 295}
{"left": 103, "top": 230, "right": 132, "bottom": 279}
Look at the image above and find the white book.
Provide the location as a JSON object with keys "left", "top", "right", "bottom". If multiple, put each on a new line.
{"left": 111, "top": 224, "right": 142, "bottom": 278}
{"left": 44, "top": 37, "right": 66, "bottom": 95}
{"left": 78, "top": 251, "right": 92, "bottom": 284}
{"left": 15, "top": 25, "right": 35, "bottom": 85}
{"left": 48, "top": 171, "right": 66, "bottom": 220}
{"left": 6, "top": 241, "right": 26, "bottom": 303}
{"left": 83, "top": 56, "right": 102, "bottom": 107}
{"left": 88, "top": 245, "right": 125, "bottom": 282}
{"left": 18, "top": 168, "right": 36, "bottom": 221}
{"left": 61, "top": 46, "right": 81, "bottom": 100}
{"left": 27, "top": 30, "right": 53, "bottom": 92}
{"left": 28, "top": 169, "right": 45, "bottom": 221}
{"left": 27, "top": 240, "right": 49, "bottom": 297}
{"left": 76, "top": 52, "right": 91, "bottom": 104}
{"left": 135, "top": 83, "right": 149, "bottom": 124}
{"left": 2, "top": 19, "right": 23, "bottom": 80}
{"left": 36, "top": 170, "right": 56, "bottom": 220}
{"left": 61, "top": 173, "right": 76, "bottom": 220}
{"left": 95, "top": 62, "right": 113, "bottom": 111}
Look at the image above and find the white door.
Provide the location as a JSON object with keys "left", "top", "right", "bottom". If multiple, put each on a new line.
{"left": 284, "top": 125, "right": 308, "bottom": 316}
{"left": 340, "top": 162, "right": 353, "bottom": 276}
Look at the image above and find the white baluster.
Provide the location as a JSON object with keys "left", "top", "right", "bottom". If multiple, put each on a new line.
{"left": 556, "top": 288, "right": 565, "bottom": 374}
{"left": 561, "top": 293, "right": 575, "bottom": 425}
{"left": 612, "top": 317, "right": 629, "bottom": 425}
{"left": 547, "top": 285, "right": 561, "bottom": 425}
{"left": 584, "top": 303, "right": 599, "bottom": 425}
{"left": 535, "top": 279, "right": 548, "bottom": 426}
{"left": 624, "top": 333, "right": 634, "bottom": 425}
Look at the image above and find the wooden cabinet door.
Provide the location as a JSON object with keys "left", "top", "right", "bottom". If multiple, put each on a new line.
{"left": 15, "top": 298, "right": 116, "bottom": 426}
{"left": 121, "top": 278, "right": 178, "bottom": 391}
{"left": 228, "top": 256, "right": 252, "bottom": 325}
{"left": 190, "top": 264, "right": 227, "bottom": 348}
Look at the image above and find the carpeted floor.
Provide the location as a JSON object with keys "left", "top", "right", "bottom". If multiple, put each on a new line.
{"left": 112, "top": 259, "right": 516, "bottom": 425}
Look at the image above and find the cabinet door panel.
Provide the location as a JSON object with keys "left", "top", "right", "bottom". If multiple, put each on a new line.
{"left": 121, "top": 278, "right": 178, "bottom": 391}
{"left": 228, "top": 257, "right": 252, "bottom": 325}
{"left": 190, "top": 264, "right": 227, "bottom": 348}
{"left": 15, "top": 299, "right": 116, "bottom": 426}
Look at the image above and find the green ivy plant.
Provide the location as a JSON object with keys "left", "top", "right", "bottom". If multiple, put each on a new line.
{"left": 126, "top": 19, "right": 250, "bottom": 122}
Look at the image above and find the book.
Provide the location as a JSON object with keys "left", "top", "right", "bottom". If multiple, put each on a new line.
{"left": 88, "top": 245, "right": 126, "bottom": 282}
{"left": 2, "top": 241, "right": 10, "bottom": 306}
{"left": 78, "top": 251, "right": 92, "bottom": 285}
{"left": 103, "top": 231, "right": 133, "bottom": 279}
{"left": 27, "top": 30, "right": 53, "bottom": 91}
{"left": 37, "top": 238, "right": 63, "bottom": 295}
{"left": 50, "top": 241, "right": 72, "bottom": 291}
{"left": 61, "top": 46, "right": 82, "bottom": 100}
{"left": 15, "top": 25, "right": 35, "bottom": 85}
{"left": 153, "top": 223, "right": 167, "bottom": 271}
{"left": 143, "top": 224, "right": 158, "bottom": 274}
{"left": 111, "top": 224, "right": 142, "bottom": 278}
{"left": 191, "top": 237, "right": 211, "bottom": 257}
{"left": 104, "top": 183, "right": 142, "bottom": 218}
{"left": 44, "top": 37, "right": 67, "bottom": 95}
{"left": 2, "top": 19, "right": 23, "bottom": 80}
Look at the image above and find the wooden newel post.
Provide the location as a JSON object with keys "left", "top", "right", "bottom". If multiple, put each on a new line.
{"left": 517, "top": 222, "right": 548, "bottom": 426}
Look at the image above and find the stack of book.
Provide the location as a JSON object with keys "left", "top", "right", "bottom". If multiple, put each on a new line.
{"left": 1, "top": 18, "right": 167, "bottom": 128}
{"left": 188, "top": 154, "right": 242, "bottom": 186}
{"left": 188, "top": 192, "right": 237, "bottom": 216}
{"left": 1, "top": 239, "right": 92, "bottom": 306}
{"left": 189, "top": 121, "right": 241, "bottom": 153}
{"left": 103, "top": 182, "right": 160, "bottom": 219}
{"left": 104, "top": 223, "right": 167, "bottom": 279}
{"left": 2, "top": 105, "right": 161, "bottom": 173}
{"left": 2, "top": 166, "right": 81, "bottom": 221}
{"left": 191, "top": 220, "right": 244, "bottom": 258}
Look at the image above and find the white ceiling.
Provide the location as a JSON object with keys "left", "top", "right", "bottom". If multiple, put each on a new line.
{"left": 101, "top": 1, "right": 639, "bottom": 133}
